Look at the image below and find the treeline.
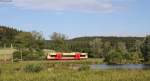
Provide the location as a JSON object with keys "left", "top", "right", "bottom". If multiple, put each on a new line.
{"left": 45, "top": 34, "right": 150, "bottom": 64}
{"left": 46, "top": 34, "right": 146, "bottom": 64}
{"left": 0, "top": 26, "right": 21, "bottom": 48}
{"left": 0, "top": 26, "right": 150, "bottom": 64}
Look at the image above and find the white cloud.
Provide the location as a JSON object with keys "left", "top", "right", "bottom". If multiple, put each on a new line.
{"left": 11, "top": 0, "right": 132, "bottom": 13}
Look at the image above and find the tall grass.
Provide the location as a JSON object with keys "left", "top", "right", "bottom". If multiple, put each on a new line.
{"left": 23, "top": 63, "right": 43, "bottom": 73}
{"left": 0, "top": 61, "right": 150, "bottom": 81}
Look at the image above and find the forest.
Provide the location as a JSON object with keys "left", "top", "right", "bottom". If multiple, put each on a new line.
{"left": 0, "top": 25, "right": 150, "bottom": 64}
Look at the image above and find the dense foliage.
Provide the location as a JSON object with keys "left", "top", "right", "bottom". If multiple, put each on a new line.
{"left": 0, "top": 26, "right": 21, "bottom": 48}
{"left": 141, "top": 35, "right": 150, "bottom": 62}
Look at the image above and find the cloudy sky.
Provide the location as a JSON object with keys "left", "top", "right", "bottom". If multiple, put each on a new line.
{"left": 0, "top": 0, "right": 150, "bottom": 39}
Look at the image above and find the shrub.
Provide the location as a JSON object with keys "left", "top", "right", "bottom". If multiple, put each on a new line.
{"left": 23, "top": 63, "right": 43, "bottom": 73}
{"left": 78, "top": 65, "right": 90, "bottom": 71}
{"left": 13, "top": 58, "right": 20, "bottom": 62}
{"left": 13, "top": 50, "right": 45, "bottom": 61}
{"left": 105, "top": 49, "right": 125, "bottom": 64}
{"left": 13, "top": 51, "right": 21, "bottom": 60}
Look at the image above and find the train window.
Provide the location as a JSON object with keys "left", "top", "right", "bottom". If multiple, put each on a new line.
{"left": 80, "top": 55, "right": 86, "bottom": 57}
{"left": 50, "top": 55, "right": 56, "bottom": 57}
{"left": 62, "top": 55, "right": 74, "bottom": 57}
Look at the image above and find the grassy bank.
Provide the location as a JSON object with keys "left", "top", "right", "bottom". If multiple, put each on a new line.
{"left": 24, "top": 58, "right": 104, "bottom": 64}
{"left": 1, "top": 69, "right": 150, "bottom": 81}
{"left": 0, "top": 61, "right": 150, "bottom": 81}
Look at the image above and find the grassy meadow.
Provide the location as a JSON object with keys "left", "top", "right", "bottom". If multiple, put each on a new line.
{"left": 0, "top": 60, "right": 150, "bottom": 81}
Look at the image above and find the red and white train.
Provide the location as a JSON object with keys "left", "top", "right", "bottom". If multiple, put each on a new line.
{"left": 47, "top": 52, "right": 88, "bottom": 60}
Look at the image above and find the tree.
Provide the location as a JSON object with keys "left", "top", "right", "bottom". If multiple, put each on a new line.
{"left": 129, "top": 40, "right": 143, "bottom": 63}
{"left": 105, "top": 49, "right": 124, "bottom": 64}
{"left": 0, "top": 26, "right": 20, "bottom": 48}
{"left": 141, "top": 35, "right": 150, "bottom": 61}
{"left": 50, "top": 32, "right": 69, "bottom": 52}
{"left": 117, "top": 42, "right": 130, "bottom": 60}
{"left": 31, "top": 31, "right": 45, "bottom": 50}
{"left": 117, "top": 42, "right": 128, "bottom": 53}
{"left": 15, "top": 32, "right": 33, "bottom": 60}
{"left": 129, "top": 52, "right": 141, "bottom": 63}
{"left": 105, "top": 42, "right": 131, "bottom": 64}
{"left": 89, "top": 38, "right": 104, "bottom": 58}
{"left": 14, "top": 32, "right": 45, "bottom": 60}
{"left": 103, "top": 41, "right": 112, "bottom": 58}
{"left": 15, "top": 32, "right": 33, "bottom": 49}
{"left": 15, "top": 31, "right": 44, "bottom": 50}
{"left": 50, "top": 32, "right": 67, "bottom": 41}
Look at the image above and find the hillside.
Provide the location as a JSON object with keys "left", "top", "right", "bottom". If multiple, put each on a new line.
{"left": 71, "top": 36, "right": 144, "bottom": 42}
{"left": 0, "top": 25, "right": 21, "bottom": 47}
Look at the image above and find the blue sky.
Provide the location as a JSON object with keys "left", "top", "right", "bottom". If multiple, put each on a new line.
{"left": 0, "top": 0, "right": 150, "bottom": 39}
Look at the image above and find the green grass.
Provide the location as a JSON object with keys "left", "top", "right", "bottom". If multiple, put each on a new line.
{"left": 27, "top": 58, "right": 104, "bottom": 64}
{"left": 0, "top": 61, "right": 150, "bottom": 81}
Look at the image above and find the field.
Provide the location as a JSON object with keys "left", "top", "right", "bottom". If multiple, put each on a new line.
{"left": 0, "top": 60, "right": 150, "bottom": 81}
{"left": 0, "top": 48, "right": 15, "bottom": 63}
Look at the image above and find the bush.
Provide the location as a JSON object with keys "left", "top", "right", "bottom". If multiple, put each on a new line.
{"left": 23, "top": 63, "right": 43, "bottom": 73}
{"left": 13, "top": 50, "right": 45, "bottom": 61}
{"left": 13, "top": 58, "right": 20, "bottom": 62}
{"left": 105, "top": 49, "right": 124, "bottom": 64}
{"left": 78, "top": 65, "right": 90, "bottom": 71}
{"left": 13, "top": 51, "right": 21, "bottom": 60}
